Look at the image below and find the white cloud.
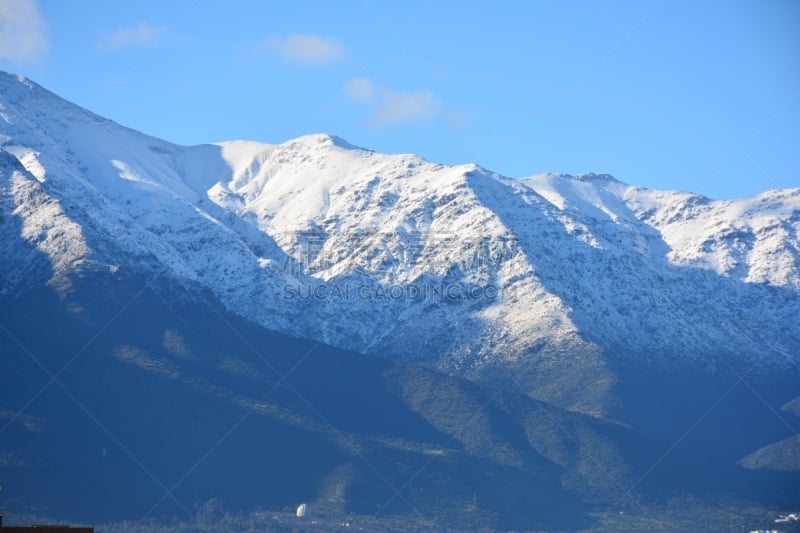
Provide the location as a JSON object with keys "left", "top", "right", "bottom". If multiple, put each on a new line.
{"left": 0, "top": 0, "right": 48, "bottom": 62}
{"left": 372, "top": 88, "right": 442, "bottom": 128}
{"left": 342, "top": 76, "right": 375, "bottom": 103}
{"left": 96, "top": 22, "right": 166, "bottom": 51}
{"left": 343, "top": 76, "right": 443, "bottom": 128}
{"left": 263, "top": 33, "right": 346, "bottom": 65}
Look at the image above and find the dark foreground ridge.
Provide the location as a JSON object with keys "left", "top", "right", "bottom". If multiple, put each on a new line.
{"left": 1, "top": 267, "right": 798, "bottom": 532}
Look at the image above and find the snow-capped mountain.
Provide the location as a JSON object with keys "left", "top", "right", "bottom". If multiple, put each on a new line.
{"left": 2, "top": 71, "right": 798, "bottom": 416}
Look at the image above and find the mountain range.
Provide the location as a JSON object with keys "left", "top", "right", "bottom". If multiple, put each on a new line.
{"left": 1, "top": 71, "right": 798, "bottom": 531}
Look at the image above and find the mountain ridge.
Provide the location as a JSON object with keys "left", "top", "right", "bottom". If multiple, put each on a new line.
{"left": 2, "top": 69, "right": 800, "bottom": 530}
{"left": 1, "top": 70, "right": 799, "bottom": 419}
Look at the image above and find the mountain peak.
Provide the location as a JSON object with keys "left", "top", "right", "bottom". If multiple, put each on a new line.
{"left": 287, "top": 133, "right": 370, "bottom": 152}
{"left": 0, "top": 70, "right": 56, "bottom": 106}
{"left": 574, "top": 172, "right": 620, "bottom": 182}
{"left": 0, "top": 70, "right": 33, "bottom": 87}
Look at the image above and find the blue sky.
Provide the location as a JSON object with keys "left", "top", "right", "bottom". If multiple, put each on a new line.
{"left": 1, "top": 0, "right": 798, "bottom": 199}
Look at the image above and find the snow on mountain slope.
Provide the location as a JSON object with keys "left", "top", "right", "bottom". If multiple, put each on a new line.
{"left": 627, "top": 187, "right": 800, "bottom": 288}
{"left": 1, "top": 72, "right": 798, "bottom": 415}
{"left": 514, "top": 174, "right": 799, "bottom": 361}
{"left": 524, "top": 173, "right": 800, "bottom": 289}
{"left": 0, "top": 73, "right": 298, "bottom": 331}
